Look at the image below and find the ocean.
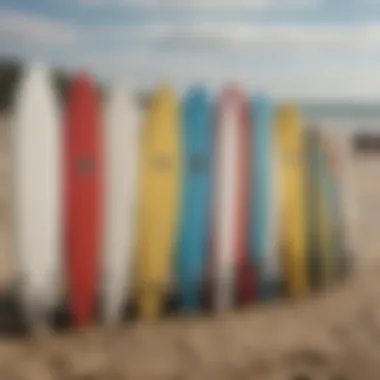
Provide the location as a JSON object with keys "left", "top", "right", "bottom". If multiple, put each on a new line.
{"left": 302, "top": 103, "right": 380, "bottom": 120}
{"left": 300, "top": 102, "right": 380, "bottom": 133}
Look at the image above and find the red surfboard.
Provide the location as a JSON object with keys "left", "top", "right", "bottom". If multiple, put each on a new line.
{"left": 65, "top": 73, "right": 103, "bottom": 326}
{"left": 234, "top": 89, "right": 257, "bottom": 304}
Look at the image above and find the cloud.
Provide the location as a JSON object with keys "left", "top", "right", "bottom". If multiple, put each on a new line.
{"left": 3, "top": 5, "right": 380, "bottom": 99}
{"left": 131, "top": 23, "right": 380, "bottom": 52}
{"left": 76, "top": 0, "right": 319, "bottom": 10}
{"left": 80, "top": 22, "right": 380, "bottom": 56}
{"left": 0, "top": 10, "right": 77, "bottom": 45}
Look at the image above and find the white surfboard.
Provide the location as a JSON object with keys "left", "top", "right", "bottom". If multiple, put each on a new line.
{"left": 213, "top": 100, "right": 240, "bottom": 311}
{"left": 12, "top": 62, "right": 62, "bottom": 327}
{"left": 320, "top": 128, "right": 358, "bottom": 270}
{"left": 102, "top": 84, "right": 140, "bottom": 324}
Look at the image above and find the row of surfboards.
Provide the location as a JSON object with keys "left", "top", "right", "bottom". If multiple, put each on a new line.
{"left": 11, "top": 62, "right": 349, "bottom": 329}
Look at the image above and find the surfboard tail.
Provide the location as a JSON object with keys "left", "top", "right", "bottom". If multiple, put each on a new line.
{"left": 284, "top": 253, "right": 309, "bottom": 298}
{"left": 138, "top": 289, "right": 163, "bottom": 319}
{"left": 214, "top": 273, "right": 235, "bottom": 312}
{"left": 259, "top": 279, "right": 281, "bottom": 301}
{"left": 179, "top": 281, "right": 201, "bottom": 314}
{"left": 20, "top": 291, "right": 49, "bottom": 330}
{"left": 70, "top": 292, "right": 97, "bottom": 327}
{"left": 102, "top": 283, "right": 125, "bottom": 324}
{"left": 236, "top": 262, "right": 257, "bottom": 304}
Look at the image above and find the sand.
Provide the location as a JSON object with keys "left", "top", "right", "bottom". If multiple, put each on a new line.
{"left": 0, "top": 116, "right": 379, "bottom": 379}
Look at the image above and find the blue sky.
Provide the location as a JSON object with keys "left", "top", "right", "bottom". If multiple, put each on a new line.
{"left": 1, "top": 0, "right": 380, "bottom": 99}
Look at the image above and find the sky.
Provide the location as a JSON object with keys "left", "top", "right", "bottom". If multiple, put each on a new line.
{"left": 1, "top": 0, "right": 380, "bottom": 99}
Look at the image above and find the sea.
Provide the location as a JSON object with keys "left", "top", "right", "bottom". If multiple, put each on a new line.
{"left": 301, "top": 102, "right": 380, "bottom": 133}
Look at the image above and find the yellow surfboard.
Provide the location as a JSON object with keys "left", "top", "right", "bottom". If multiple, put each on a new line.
{"left": 275, "top": 104, "right": 308, "bottom": 297}
{"left": 136, "top": 85, "right": 181, "bottom": 319}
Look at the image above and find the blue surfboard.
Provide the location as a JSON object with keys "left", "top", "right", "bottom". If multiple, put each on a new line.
{"left": 176, "top": 86, "right": 213, "bottom": 313}
{"left": 251, "top": 96, "right": 281, "bottom": 300}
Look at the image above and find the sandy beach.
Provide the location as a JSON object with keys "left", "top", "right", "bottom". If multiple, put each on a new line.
{"left": 1, "top": 115, "right": 379, "bottom": 379}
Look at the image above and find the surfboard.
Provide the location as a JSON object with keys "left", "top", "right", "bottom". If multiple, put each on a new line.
{"left": 65, "top": 73, "right": 103, "bottom": 327}
{"left": 13, "top": 62, "right": 62, "bottom": 327}
{"left": 275, "top": 105, "right": 308, "bottom": 298}
{"left": 320, "top": 132, "right": 347, "bottom": 281}
{"left": 102, "top": 85, "right": 140, "bottom": 324}
{"left": 176, "top": 86, "right": 212, "bottom": 313}
{"left": 213, "top": 85, "right": 254, "bottom": 310}
{"left": 306, "top": 126, "right": 341, "bottom": 289}
{"left": 305, "top": 126, "right": 323, "bottom": 290}
{"left": 251, "top": 96, "right": 281, "bottom": 300}
{"left": 137, "top": 85, "right": 181, "bottom": 319}
{"left": 0, "top": 118, "right": 17, "bottom": 297}
{"left": 316, "top": 134, "right": 334, "bottom": 286}
{"left": 325, "top": 131, "right": 356, "bottom": 276}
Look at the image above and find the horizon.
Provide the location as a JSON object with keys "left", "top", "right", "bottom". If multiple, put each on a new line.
{"left": 4, "top": 58, "right": 380, "bottom": 123}
{"left": 6, "top": 56, "right": 380, "bottom": 104}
